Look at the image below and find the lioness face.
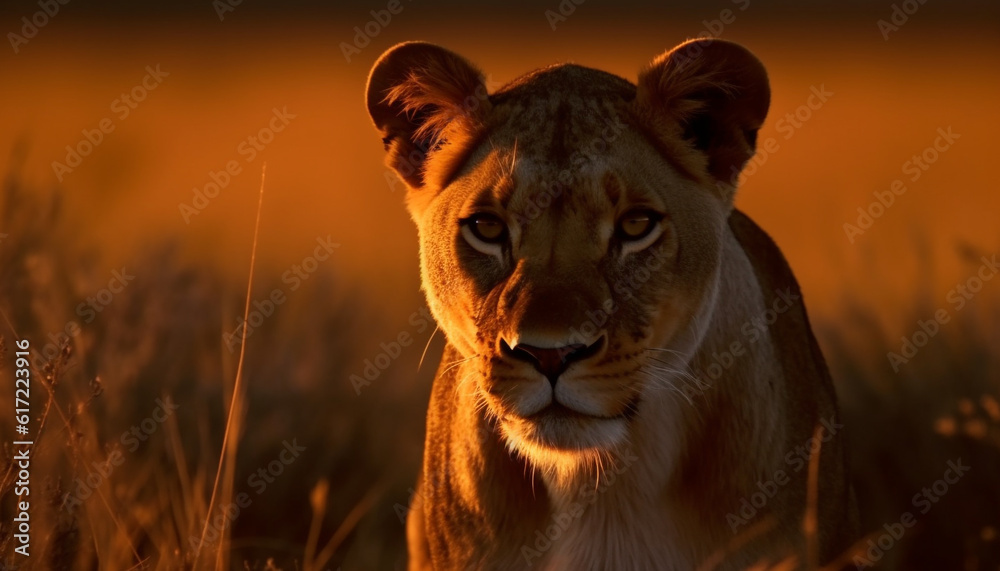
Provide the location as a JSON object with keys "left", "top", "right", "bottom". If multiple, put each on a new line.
{"left": 416, "top": 103, "right": 728, "bottom": 457}
{"left": 367, "top": 41, "right": 769, "bottom": 462}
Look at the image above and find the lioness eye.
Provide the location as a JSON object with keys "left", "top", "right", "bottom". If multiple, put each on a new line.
{"left": 617, "top": 210, "right": 659, "bottom": 240}
{"left": 467, "top": 214, "right": 507, "bottom": 243}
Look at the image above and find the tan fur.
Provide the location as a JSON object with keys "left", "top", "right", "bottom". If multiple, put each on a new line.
{"left": 366, "top": 39, "right": 858, "bottom": 570}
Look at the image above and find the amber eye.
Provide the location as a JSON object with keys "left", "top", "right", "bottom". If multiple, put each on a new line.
{"left": 617, "top": 210, "right": 660, "bottom": 241}
{"left": 466, "top": 213, "right": 507, "bottom": 243}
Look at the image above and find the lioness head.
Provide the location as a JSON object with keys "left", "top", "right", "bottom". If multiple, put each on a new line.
{"left": 366, "top": 40, "right": 769, "bottom": 465}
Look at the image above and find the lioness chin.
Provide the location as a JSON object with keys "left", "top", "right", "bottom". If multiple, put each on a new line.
{"left": 366, "top": 38, "right": 857, "bottom": 571}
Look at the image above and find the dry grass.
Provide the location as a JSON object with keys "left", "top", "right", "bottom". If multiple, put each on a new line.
{"left": 0, "top": 168, "right": 432, "bottom": 569}
{"left": 818, "top": 255, "right": 1000, "bottom": 570}
{"left": 0, "top": 166, "right": 998, "bottom": 570}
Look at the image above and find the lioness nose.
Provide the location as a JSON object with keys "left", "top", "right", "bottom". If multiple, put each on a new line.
{"left": 503, "top": 337, "right": 604, "bottom": 386}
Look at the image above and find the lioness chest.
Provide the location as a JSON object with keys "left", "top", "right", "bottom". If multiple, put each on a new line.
{"left": 529, "top": 497, "right": 693, "bottom": 571}
{"left": 519, "top": 460, "right": 700, "bottom": 571}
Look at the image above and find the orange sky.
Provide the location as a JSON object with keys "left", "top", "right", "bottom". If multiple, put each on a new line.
{"left": 2, "top": 19, "right": 998, "bottom": 332}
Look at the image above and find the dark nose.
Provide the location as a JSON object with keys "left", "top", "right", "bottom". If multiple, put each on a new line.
{"left": 502, "top": 337, "right": 605, "bottom": 386}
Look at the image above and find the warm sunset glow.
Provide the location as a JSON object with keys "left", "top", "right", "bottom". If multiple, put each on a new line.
{"left": 1, "top": 3, "right": 997, "bottom": 570}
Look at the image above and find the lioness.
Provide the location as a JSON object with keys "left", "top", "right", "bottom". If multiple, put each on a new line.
{"left": 366, "top": 39, "right": 857, "bottom": 570}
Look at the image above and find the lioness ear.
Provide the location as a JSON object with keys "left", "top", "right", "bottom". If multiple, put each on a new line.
{"left": 636, "top": 39, "right": 769, "bottom": 196}
{"left": 366, "top": 41, "right": 490, "bottom": 190}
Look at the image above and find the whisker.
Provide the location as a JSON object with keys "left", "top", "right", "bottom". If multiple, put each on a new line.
{"left": 647, "top": 355, "right": 689, "bottom": 369}
{"left": 592, "top": 454, "right": 599, "bottom": 492}
{"left": 641, "top": 363, "right": 702, "bottom": 391}
{"left": 417, "top": 323, "right": 441, "bottom": 372}
{"left": 643, "top": 347, "right": 686, "bottom": 357}
{"left": 440, "top": 354, "right": 479, "bottom": 378}
{"left": 454, "top": 371, "right": 480, "bottom": 399}
{"left": 509, "top": 138, "right": 518, "bottom": 176}
{"left": 635, "top": 370, "right": 695, "bottom": 406}
{"left": 644, "top": 362, "right": 698, "bottom": 381}
{"left": 530, "top": 463, "right": 537, "bottom": 499}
